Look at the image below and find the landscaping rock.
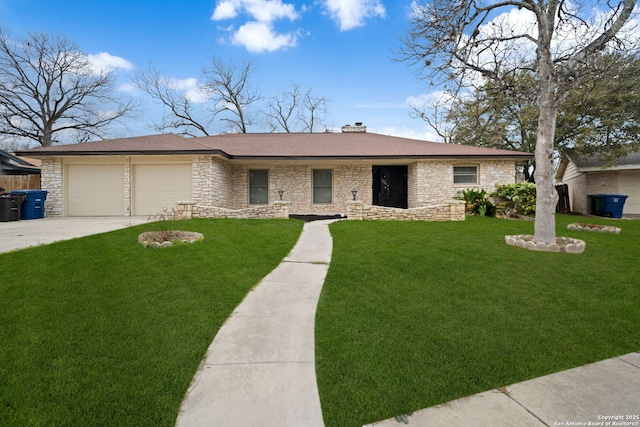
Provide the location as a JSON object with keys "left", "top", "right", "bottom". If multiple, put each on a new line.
{"left": 138, "top": 230, "right": 204, "bottom": 248}
{"left": 504, "top": 234, "right": 586, "bottom": 254}
{"left": 567, "top": 223, "right": 621, "bottom": 234}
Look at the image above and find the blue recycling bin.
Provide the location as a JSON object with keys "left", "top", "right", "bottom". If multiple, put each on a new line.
{"left": 12, "top": 190, "right": 48, "bottom": 219}
{"left": 590, "top": 194, "right": 628, "bottom": 218}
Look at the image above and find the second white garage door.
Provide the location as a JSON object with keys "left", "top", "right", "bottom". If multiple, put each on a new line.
{"left": 619, "top": 171, "right": 640, "bottom": 215}
{"left": 133, "top": 164, "right": 192, "bottom": 216}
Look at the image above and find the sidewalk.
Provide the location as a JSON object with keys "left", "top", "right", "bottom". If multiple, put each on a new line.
{"left": 175, "top": 219, "right": 335, "bottom": 427}
{"left": 366, "top": 352, "right": 640, "bottom": 426}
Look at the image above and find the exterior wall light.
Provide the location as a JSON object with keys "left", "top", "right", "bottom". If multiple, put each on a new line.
{"left": 278, "top": 188, "right": 284, "bottom": 200}
{"left": 351, "top": 188, "right": 358, "bottom": 201}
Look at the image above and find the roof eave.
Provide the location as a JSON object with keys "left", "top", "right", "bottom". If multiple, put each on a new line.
{"left": 226, "top": 154, "right": 533, "bottom": 161}
{"left": 15, "top": 150, "right": 230, "bottom": 158}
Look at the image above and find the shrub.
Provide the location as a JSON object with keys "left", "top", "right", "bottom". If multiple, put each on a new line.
{"left": 492, "top": 182, "right": 536, "bottom": 216}
{"left": 455, "top": 188, "right": 495, "bottom": 217}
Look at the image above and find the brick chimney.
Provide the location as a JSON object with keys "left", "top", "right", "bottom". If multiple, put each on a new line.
{"left": 341, "top": 122, "right": 366, "bottom": 133}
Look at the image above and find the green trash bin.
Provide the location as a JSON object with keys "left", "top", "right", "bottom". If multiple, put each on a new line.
{"left": 12, "top": 190, "right": 48, "bottom": 220}
{"left": 589, "top": 194, "right": 606, "bottom": 216}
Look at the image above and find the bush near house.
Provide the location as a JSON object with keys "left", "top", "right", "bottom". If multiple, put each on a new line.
{"left": 455, "top": 188, "right": 495, "bottom": 217}
{"left": 492, "top": 182, "right": 537, "bottom": 216}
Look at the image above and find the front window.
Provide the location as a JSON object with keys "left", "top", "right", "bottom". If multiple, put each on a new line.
{"left": 453, "top": 166, "right": 478, "bottom": 184}
{"left": 249, "top": 170, "right": 269, "bottom": 204}
{"left": 313, "top": 169, "right": 332, "bottom": 204}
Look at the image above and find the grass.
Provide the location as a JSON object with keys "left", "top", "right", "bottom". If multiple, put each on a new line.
{"left": 0, "top": 218, "right": 303, "bottom": 427}
{"left": 315, "top": 215, "right": 640, "bottom": 427}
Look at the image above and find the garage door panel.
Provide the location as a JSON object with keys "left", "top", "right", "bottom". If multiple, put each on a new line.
{"left": 133, "top": 164, "right": 192, "bottom": 216}
{"left": 67, "top": 164, "right": 124, "bottom": 216}
{"left": 619, "top": 171, "right": 640, "bottom": 215}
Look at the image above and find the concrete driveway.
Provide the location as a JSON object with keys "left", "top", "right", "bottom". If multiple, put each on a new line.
{"left": 0, "top": 217, "right": 151, "bottom": 254}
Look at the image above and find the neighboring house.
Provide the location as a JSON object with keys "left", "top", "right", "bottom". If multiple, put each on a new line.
{"left": 556, "top": 150, "right": 640, "bottom": 215}
{"left": 0, "top": 150, "right": 41, "bottom": 193}
{"left": 17, "top": 125, "right": 532, "bottom": 220}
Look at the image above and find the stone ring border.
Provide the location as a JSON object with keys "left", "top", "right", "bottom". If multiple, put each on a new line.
{"left": 505, "top": 234, "right": 586, "bottom": 254}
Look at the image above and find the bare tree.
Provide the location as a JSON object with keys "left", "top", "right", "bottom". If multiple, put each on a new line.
{"left": 409, "top": 91, "right": 457, "bottom": 143}
{"left": 0, "top": 29, "right": 137, "bottom": 147}
{"left": 265, "top": 82, "right": 329, "bottom": 133}
{"left": 134, "top": 64, "right": 212, "bottom": 137}
{"left": 300, "top": 89, "right": 328, "bottom": 133}
{"left": 265, "top": 82, "right": 301, "bottom": 132}
{"left": 202, "top": 57, "right": 261, "bottom": 133}
{"left": 398, "top": 0, "right": 637, "bottom": 244}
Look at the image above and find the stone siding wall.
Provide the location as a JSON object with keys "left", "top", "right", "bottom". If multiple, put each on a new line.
{"left": 40, "top": 158, "right": 63, "bottom": 217}
{"left": 177, "top": 201, "right": 290, "bottom": 219}
{"left": 347, "top": 200, "right": 465, "bottom": 221}
{"left": 410, "top": 160, "right": 516, "bottom": 206}
{"left": 226, "top": 164, "right": 371, "bottom": 214}
{"left": 123, "top": 160, "right": 131, "bottom": 216}
{"left": 192, "top": 156, "right": 234, "bottom": 207}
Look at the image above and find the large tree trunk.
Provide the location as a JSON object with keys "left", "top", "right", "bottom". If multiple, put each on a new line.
{"left": 533, "top": 89, "right": 559, "bottom": 244}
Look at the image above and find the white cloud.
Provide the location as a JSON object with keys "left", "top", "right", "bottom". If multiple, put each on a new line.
{"left": 117, "top": 83, "right": 139, "bottom": 94}
{"left": 85, "top": 52, "right": 134, "bottom": 74}
{"left": 323, "top": 0, "right": 385, "bottom": 31}
{"left": 369, "top": 125, "right": 441, "bottom": 142}
{"left": 211, "top": 0, "right": 299, "bottom": 52}
{"left": 211, "top": 0, "right": 298, "bottom": 22}
{"left": 232, "top": 21, "right": 298, "bottom": 52}
{"left": 406, "top": 90, "right": 456, "bottom": 109}
{"left": 171, "top": 77, "right": 209, "bottom": 103}
{"left": 212, "top": 1, "right": 238, "bottom": 20}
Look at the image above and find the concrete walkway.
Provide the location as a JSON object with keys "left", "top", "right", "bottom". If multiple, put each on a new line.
{"left": 0, "top": 216, "right": 151, "bottom": 253}
{"left": 175, "top": 219, "right": 335, "bottom": 427}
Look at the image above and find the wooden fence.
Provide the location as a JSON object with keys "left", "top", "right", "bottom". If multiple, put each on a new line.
{"left": 0, "top": 174, "right": 41, "bottom": 193}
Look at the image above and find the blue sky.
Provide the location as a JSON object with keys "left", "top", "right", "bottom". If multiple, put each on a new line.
{"left": 0, "top": 0, "right": 440, "bottom": 141}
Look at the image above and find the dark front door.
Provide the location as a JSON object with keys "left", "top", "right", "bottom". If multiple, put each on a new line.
{"left": 372, "top": 166, "right": 408, "bottom": 208}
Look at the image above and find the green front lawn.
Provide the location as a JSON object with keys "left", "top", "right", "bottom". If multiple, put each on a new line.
{"left": 316, "top": 215, "right": 640, "bottom": 426}
{"left": 3, "top": 215, "right": 638, "bottom": 427}
{"left": 0, "top": 219, "right": 303, "bottom": 427}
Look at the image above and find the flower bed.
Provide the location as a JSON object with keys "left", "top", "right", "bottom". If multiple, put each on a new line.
{"left": 567, "top": 223, "right": 621, "bottom": 234}
{"left": 505, "top": 234, "right": 585, "bottom": 254}
{"left": 138, "top": 230, "right": 204, "bottom": 248}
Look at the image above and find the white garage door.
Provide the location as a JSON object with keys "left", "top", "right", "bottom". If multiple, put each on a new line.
{"left": 619, "top": 171, "right": 640, "bottom": 215}
{"left": 67, "top": 164, "right": 125, "bottom": 216}
{"left": 133, "top": 164, "right": 192, "bottom": 216}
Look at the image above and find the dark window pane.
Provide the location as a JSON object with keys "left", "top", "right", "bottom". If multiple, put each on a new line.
{"left": 249, "top": 170, "right": 268, "bottom": 204}
{"left": 313, "top": 169, "right": 332, "bottom": 203}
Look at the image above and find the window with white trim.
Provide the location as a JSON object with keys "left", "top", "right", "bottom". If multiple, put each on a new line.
{"left": 453, "top": 166, "right": 478, "bottom": 184}
{"left": 249, "top": 170, "right": 269, "bottom": 204}
{"left": 313, "top": 169, "right": 332, "bottom": 204}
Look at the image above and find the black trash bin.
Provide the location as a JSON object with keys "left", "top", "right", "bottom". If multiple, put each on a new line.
{"left": 12, "top": 190, "right": 48, "bottom": 220}
{"left": 0, "top": 193, "right": 26, "bottom": 222}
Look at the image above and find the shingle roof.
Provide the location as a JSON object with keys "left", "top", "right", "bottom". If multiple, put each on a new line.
{"left": 570, "top": 150, "right": 640, "bottom": 168}
{"left": 17, "top": 132, "right": 532, "bottom": 160}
